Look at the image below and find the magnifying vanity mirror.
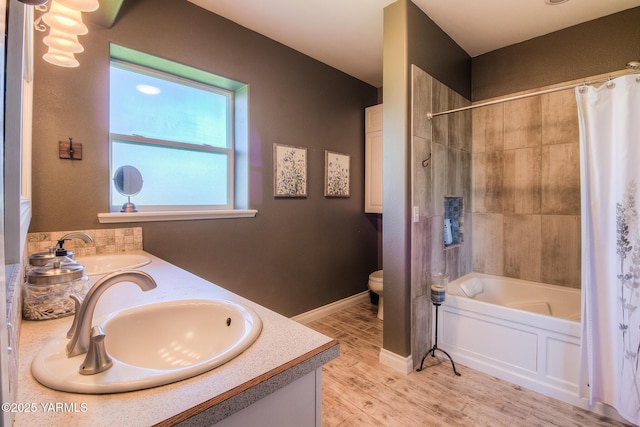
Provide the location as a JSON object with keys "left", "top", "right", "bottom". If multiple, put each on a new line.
{"left": 113, "top": 165, "right": 143, "bottom": 212}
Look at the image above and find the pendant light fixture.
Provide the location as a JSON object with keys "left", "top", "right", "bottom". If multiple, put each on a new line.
{"left": 42, "top": 1, "right": 88, "bottom": 35}
{"left": 56, "top": 0, "right": 99, "bottom": 12}
{"left": 42, "top": 47, "right": 80, "bottom": 68}
{"left": 32, "top": 0, "right": 99, "bottom": 68}
{"left": 43, "top": 27, "right": 84, "bottom": 53}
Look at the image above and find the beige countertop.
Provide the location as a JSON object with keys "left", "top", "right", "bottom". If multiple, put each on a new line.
{"left": 14, "top": 251, "right": 338, "bottom": 426}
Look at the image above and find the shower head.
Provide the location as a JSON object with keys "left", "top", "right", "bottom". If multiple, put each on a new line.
{"left": 627, "top": 61, "right": 640, "bottom": 71}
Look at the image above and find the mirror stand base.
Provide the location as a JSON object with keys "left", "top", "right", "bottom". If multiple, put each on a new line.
{"left": 120, "top": 201, "right": 138, "bottom": 213}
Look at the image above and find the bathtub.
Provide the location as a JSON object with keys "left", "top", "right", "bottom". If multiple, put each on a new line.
{"left": 438, "top": 273, "right": 591, "bottom": 412}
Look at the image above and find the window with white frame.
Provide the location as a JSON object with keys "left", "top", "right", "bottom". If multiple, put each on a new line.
{"left": 109, "top": 57, "right": 237, "bottom": 211}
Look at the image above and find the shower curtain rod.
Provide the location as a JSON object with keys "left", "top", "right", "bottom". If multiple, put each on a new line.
{"left": 427, "top": 70, "right": 639, "bottom": 119}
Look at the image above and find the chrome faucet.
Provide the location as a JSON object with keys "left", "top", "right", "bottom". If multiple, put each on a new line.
{"left": 66, "top": 270, "right": 157, "bottom": 358}
{"left": 55, "top": 231, "right": 94, "bottom": 257}
{"left": 60, "top": 231, "right": 94, "bottom": 244}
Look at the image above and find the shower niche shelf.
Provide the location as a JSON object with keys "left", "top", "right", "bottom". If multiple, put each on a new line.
{"left": 444, "top": 196, "right": 463, "bottom": 248}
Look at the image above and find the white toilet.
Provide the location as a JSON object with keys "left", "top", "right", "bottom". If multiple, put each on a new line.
{"left": 368, "top": 270, "right": 384, "bottom": 320}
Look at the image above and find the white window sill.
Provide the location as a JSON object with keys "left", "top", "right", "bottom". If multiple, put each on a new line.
{"left": 98, "top": 209, "right": 258, "bottom": 223}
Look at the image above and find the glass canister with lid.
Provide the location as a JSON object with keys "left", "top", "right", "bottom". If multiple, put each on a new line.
{"left": 26, "top": 243, "right": 75, "bottom": 274}
{"left": 22, "top": 259, "right": 89, "bottom": 320}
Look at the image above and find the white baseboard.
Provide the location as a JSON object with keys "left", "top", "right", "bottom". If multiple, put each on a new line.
{"left": 379, "top": 348, "right": 413, "bottom": 375}
{"left": 293, "top": 292, "right": 414, "bottom": 376}
{"left": 292, "top": 291, "right": 370, "bottom": 324}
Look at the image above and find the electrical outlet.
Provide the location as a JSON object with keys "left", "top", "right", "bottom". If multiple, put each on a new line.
{"left": 413, "top": 206, "right": 419, "bottom": 223}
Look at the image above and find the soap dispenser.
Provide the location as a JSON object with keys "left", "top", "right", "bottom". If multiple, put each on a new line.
{"left": 26, "top": 232, "right": 93, "bottom": 272}
{"left": 27, "top": 239, "right": 75, "bottom": 270}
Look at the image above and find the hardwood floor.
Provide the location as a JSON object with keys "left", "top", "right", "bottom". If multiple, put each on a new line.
{"left": 306, "top": 301, "right": 630, "bottom": 427}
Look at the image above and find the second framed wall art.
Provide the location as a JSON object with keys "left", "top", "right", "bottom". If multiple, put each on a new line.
{"left": 324, "top": 150, "right": 350, "bottom": 197}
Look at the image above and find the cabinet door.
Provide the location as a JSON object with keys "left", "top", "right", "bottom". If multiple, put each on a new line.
{"left": 365, "top": 104, "right": 383, "bottom": 133}
{"left": 365, "top": 130, "right": 383, "bottom": 213}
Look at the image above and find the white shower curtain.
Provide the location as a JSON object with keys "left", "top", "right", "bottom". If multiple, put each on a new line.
{"left": 577, "top": 73, "right": 640, "bottom": 424}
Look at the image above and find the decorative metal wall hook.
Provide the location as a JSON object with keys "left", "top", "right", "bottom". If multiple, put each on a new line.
{"left": 422, "top": 153, "right": 432, "bottom": 168}
{"left": 33, "top": 3, "right": 48, "bottom": 31}
{"left": 59, "top": 137, "right": 83, "bottom": 160}
{"left": 33, "top": 16, "right": 46, "bottom": 32}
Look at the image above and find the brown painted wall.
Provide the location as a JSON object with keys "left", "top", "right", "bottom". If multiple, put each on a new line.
{"left": 407, "top": 3, "right": 471, "bottom": 99}
{"left": 472, "top": 7, "right": 640, "bottom": 101}
{"left": 30, "top": 0, "right": 379, "bottom": 316}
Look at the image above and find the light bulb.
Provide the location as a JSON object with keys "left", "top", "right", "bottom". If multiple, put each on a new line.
{"left": 43, "top": 47, "right": 80, "bottom": 68}
{"left": 42, "top": 1, "right": 88, "bottom": 35}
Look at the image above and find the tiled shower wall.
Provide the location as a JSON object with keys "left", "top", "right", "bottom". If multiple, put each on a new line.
{"left": 411, "top": 65, "right": 472, "bottom": 363}
{"left": 472, "top": 87, "right": 581, "bottom": 288}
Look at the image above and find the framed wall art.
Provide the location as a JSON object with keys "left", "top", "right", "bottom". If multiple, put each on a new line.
{"left": 273, "top": 143, "right": 308, "bottom": 197}
{"left": 324, "top": 150, "right": 350, "bottom": 197}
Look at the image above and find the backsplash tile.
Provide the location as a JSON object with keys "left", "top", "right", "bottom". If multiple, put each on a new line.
{"left": 27, "top": 227, "right": 143, "bottom": 258}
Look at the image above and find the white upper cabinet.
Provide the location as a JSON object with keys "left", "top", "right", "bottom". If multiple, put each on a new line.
{"left": 365, "top": 104, "right": 383, "bottom": 213}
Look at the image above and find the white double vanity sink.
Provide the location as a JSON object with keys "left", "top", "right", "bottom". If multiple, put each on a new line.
{"left": 15, "top": 251, "right": 338, "bottom": 426}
